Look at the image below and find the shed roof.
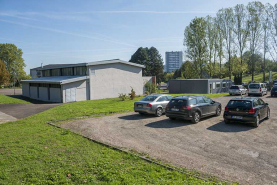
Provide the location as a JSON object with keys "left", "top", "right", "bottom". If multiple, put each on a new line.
{"left": 21, "top": 76, "right": 88, "bottom": 85}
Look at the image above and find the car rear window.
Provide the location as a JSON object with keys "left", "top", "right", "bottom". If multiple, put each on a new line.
{"left": 227, "top": 100, "right": 252, "bottom": 108}
{"left": 230, "top": 86, "right": 239, "bottom": 89}
{"left": 249, "top": 84, "right": 260, "bottom": 89}
{"left": 272, "top": 87, "right": 277, "bottom": 90}
{"left": 169, "top": 99, "right": 187, "bottom": 106}
{"left": 140, "top": 96, "right": 158, "bottom": 101}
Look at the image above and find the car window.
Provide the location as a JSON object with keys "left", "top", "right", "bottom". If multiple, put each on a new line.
{"left": 203, "top": 96, "right": 211, "bottom": 103}
{"left": 227, "top": 100, "right": 252, "bottom": 108}
{"left": 249, "top": 84, "right": 260, "bottom": 89}
{"left": 253, "top": 99, "right": 259, "bottom": 107}
{"left": 258, "top": 98, "right": 265, "bottom": 105}
{"left": 157, "top": 96, "right": 167, "bottom": 102}
{"left": 189, "top": 98, "right": 197, "bottom": 105}
{"left": 169, "top": 99, "right": 187, "bottom": 106}
{"left": 197, "top": 97, "right": 205, "bottom": 103}
{"left": 140, "top": 95, "right": 158, "bottom": 101}
{"left": 167, "top": 96, "right": 173, "bottom": 100}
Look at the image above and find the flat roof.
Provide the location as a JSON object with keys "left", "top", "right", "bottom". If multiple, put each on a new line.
{"left": 21, "top": 76, "right": 88, "bottom": 85}
{"left": 31, "top": 59, "right": 144, "bottom": 71}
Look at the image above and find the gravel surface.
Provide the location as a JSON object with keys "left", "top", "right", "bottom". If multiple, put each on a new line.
{"left": 61, "top": 95, "right": 277, "bottom": 185}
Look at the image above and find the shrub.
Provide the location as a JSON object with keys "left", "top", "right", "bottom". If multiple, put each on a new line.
{"left": 119, "top": 93, "right": 127, "bottom": 101}
{"left": 129, "top": 87, "right": 136, "bottom": 100}
{"left": 145, "top": 82, "right": 156, "bottom": 94}
{"left": 145, "top": 91, "right": 150, "bottom": 95}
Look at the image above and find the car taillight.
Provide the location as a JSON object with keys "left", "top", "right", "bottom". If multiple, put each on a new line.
{"left": 260, "top": 87, "right": 262, "bottom": 91}
{"left": 146, "top": 103, "right": 152, "bottom": 108}
{"left": 249, "top": 108, "right": 255, "bottom": 114}
{"left": 182, "top": 106, "right": 192, "bottom": 110}
{"left": 225, "top": 107, "right": 229, "bottom": 111}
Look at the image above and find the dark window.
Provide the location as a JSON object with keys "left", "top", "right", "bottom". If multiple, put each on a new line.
{"left": 272, "top": 87, "right": 277, "bottom": 90}
{"left": 51, "top": 69, "right": 60, "bottom": 76}
{"left": 140, "top": 95, "right": 158, "bottom": 102}
{"left": 227, "top": 100, "right": 252, "bottom": 108}
{"left": 42, "top": 70, "right": 51, "bottom": 77}
{"left": 74, "top": 66, "right": 87, "bottom": 76}
{"left": 203, "top": 96, "right": 211, "bottom": 103}
{"left": 157, "top": 96, "right": 167, "bottom": 102}
{"left": 62, "top": 68, "right": 73, "bottom": 76}
{"left": 39, "top": 83, "right": 48, "bottom": 87}
{"left": 249, "top": 84, "right": 260, "bottom": 89}
{"left": 216, "top": 83, "right": 221, "bottom": 88}
{"left": 189, "top": 98, "right": 197, "bottom": 105}
{"left": 49, "top": 84, "right": 61, "bottom": 88}
{"left": 258, "top": 98, "right": 265, "bottom": 105}
{"left": 30, "top": 83, "right": 39, "bottom": 87}
{"left": 253, "top": 99, "right": 259, "bottom": 107}
{"left": 169, "top": 99, "right": 187, "bottom": 106}
{"left": 230, "top": 86, "right": 239, "bottom": 89}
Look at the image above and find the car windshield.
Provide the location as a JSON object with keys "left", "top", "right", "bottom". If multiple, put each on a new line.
{"left": 140, "top": 95, "right": 158, "bottom": 102}
{"left": 227, "top": 100, "right": 252, "bottom": 108}
{"left": 169, "top": 99, "right": 187, "bottom": 106}
{"left": 272, "top": 87, "right": 277, "bottom": 90}
{"left": 249, "top": 84, "right": 260, "bottom": 89}
{"left": 230, "top": 86, "right": 239, "bottom": 89}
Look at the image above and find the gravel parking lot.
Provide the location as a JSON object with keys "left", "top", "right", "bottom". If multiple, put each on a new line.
{"left": 61, "top": 95, "right": 277, "bottom": 185}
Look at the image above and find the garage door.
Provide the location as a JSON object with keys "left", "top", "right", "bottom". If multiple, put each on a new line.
{"left": 65, "top": 88, "right": 76, "bottom": 103}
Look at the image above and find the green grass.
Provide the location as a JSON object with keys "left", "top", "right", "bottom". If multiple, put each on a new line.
{"left": 0, "top": 94, "right": 31, "bottom": 104}
{"left": 0, "top": 93, "right": 234, "bottom": 184}
{"left": 227, "top": 72, "right": 277, "bottom": 83}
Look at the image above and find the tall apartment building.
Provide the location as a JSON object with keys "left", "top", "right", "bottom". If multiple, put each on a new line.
{"left": 165, "top": 51, "right": 183, "bottom": 73}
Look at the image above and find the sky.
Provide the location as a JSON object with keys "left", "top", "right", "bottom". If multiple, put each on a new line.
{"left": 0, "top": 0, "right": 276, "bottom": 74}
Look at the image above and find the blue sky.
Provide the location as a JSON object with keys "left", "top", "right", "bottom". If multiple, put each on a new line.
{"left": 0, "top": 0, "right": 275, "bottom": 74}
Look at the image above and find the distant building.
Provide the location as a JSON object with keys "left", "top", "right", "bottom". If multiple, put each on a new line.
{"left": 165, "top": 51, "right": 183, "bottom": 73}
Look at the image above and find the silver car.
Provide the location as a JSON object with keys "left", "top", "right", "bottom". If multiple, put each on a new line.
{"left": 134, "top": 94, "right": 173, "bottom": 117}
{"left": 229, "top": 85, "right": 247, "bottom": 95}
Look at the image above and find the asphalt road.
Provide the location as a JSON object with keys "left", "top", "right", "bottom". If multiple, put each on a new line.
{"left": 61, "top": 94, "right": 277, "bottom": 185}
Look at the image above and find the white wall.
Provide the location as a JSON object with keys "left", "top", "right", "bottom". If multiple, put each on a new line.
{"left": 88, "top": 63, "right": 143, "bottom": 100}
{"left": 62, "top": 80, "right": 87, "bottom": 103}
{"left": 22, "top": 83, "right": 29, "bottom": 97}
{"left": 142, "top": 76, "right": 153, "bottom": 94}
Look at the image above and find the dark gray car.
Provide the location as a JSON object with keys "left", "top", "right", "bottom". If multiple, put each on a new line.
{"left": 134, "top": 94, "right": 173, "bottom": 116}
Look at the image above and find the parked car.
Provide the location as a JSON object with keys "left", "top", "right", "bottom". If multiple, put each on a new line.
{"left": 241, "top": 82, "right": 248, "bottom": 87}
{"left": 273, "top": 80, "right": 277, "bottom": 85}
{"left": 271, "top": 86, "right": 277, "bottom": 97}
{"left": 248, "top": 83, "right": 267, "bottom": 96}
{"left": 229, "top": 85, "right": 247, "bottom": 95}
{"left": 224, "top": 97, "right": 270, "bottom": 127}
{"left": 134, "top": 94, "right": 173, "bottom": 116}
{"left": 165, "top": 95, "right": 221, "bottom": 123}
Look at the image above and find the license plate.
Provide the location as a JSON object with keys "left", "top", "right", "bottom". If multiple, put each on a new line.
{"left": 137, "top": 105, "right": 142, "bottom": 108}
{"left": 171, "top": 108, "right": 179, "bottom": 111}
{"left": 232, "top": 116, "right": 243, "bottom": 119}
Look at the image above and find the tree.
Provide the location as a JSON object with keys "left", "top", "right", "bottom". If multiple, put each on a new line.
{"left": 184, "top": 17, "right": 208, "bottom": 78}
{"left": 233, "top": 4, "right": 249, "bottom": 82}
{"left": 216, "top": 8, "right": 235, "bottom": 79}
{"left": 129, "top": 47, "right": 164, "bottom": 83}
{"left": 0, "top": 43, "right": 27, "bottom": 82}
{"left": 0, "top": 59, "right": 10, "bottom": 86}
{"left": 267, "top": 3, "right": 277, "bottom": 63}
{"left": 215, "top": 16, "right": 225, "bottom": 78}
{"left": 206, "top": 16, "right": 216, "bottom": 77}
{"left": 181, "top": 61, "right": 198, "bottom": 79}
{"left": 247, "top": 1, "right": 264, "bottom": 81}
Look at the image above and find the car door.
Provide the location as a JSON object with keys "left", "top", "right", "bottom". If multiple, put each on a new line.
{"left": 196, "top": 97, "right": 209, "bottom": 115}
{"left": 156, "top": 96, "right": 168, "bottom": 112}
{"left": 258, "top": 98, "right": 267, "bottom": 119}
{"left": 203, "top": 96, "right": 217, "bottom": 114}
{"left": 253, "top": 99, "right": 262, "bottom": 118}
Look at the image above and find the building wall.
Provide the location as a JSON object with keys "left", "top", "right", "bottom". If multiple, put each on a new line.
{"left": 165, "top": 51, "right": 183, "bottom": 73}
{"left": 39, "top": 87, "right": 48, "bottom": 101}
{"left": 22, "top": 83, "right": 29, "bottom": 97}
{"left": 50, "top": 88, "right": 62, "bottom": 102}
{"left": 62, "top": 80, "right": 87, "bottom": 103}
{"left": 88, "top": 63, "right": 143, "bottom": 100}
{"left": 169, "top": 80, "right": 208, "bottom": 94}
{"left": 30, "top": 86, "right": 38, "bottom": 99}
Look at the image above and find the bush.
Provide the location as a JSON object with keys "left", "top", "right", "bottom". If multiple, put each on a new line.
{"left": 145, "top": 91, "right": 150, "bottom": 95}
{"left": 145, "top": 82, "right": 156, "bottom": 94}
{"left": 119, "top": 93, "right": 127, "bottom": 101}
{"left": 129, "top": 87, "right": 136, "bottom": 100}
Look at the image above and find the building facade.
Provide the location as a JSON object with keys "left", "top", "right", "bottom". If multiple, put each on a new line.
{"left": 22, "top": 59, "right": 144, "bottom": 103}
{"left": 165, "top": 51, "right": 183, "bottom": 73}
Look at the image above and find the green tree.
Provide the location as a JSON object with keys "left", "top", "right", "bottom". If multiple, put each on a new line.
{"left": 181, "top": 61, "right": 198, "bottom": 79}
{"left": 0, "top": 59, "right": 10, "bottom": 86}
{"left": 184, "top": 17, "right": 208, "bottom": 78}
{"left": 0, "top": 43, "right": 27, "bottom": 82}
{"left": 129, "top": 47, "right": 150, "bottom": 76}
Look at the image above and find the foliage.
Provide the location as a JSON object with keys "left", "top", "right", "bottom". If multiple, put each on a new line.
{"left": 0, "top": 59, "right": 10, "bottom": 86}
{"left": 0, "top": 94, "right": 31, "bottom": 104}
{"left": 0, "top": 44, "right": 27, "bottom": 83}
{"left": 118, "top": 93, "right": 127, "bottom": 101}
{"left": 129, "top": 87, "right": 136, "bottom": 100}
{"left": 129, "top": 47, "right": 164, "bottom": 83}
{"left": 144, "top": 91, "right": 150, "bottom": 95}
{"left": 144, "top": 82, "right": 156, "bottom": 94}
{"left": 164, "top": 72, "right": 174, "bottom": 82}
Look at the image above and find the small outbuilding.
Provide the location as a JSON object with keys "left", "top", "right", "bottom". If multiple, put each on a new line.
{"left": 22, "top": 59, "right": 144, "bottom": 103}
{"left": 168, "top": 79, "right": 233, "bottom": 94}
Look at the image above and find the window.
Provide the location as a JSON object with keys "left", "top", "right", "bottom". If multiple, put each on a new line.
{"left": 169, "top": 99, "right": 187, "bottom": 106}
{"left": 51, "top": 69, "right": 60, "bottom": 76}
{"left": 39, "top": 83, "right": 48, "bottom": 87}
{"left": 157, "top": 96, "right": 167, "bottom": 102}
{"left": 216, "top": 82, "right": 221, "bottom": 88}
{"left": 203, "top": 96, "right": 212, "bottom": 103}
{"left": 253, "top": 99, "right": 259, "bottom": 107}
{"left": 167, "top": 96, "right": 173, "bottom": 100}
{"left": 140, "top": 95, "right": 158, "bottom": 102}
{"left": 30, "top": 83, "right": 39, "bottom": 87}
{"left": 230, "top": 86, "right": 239, "bottom": 89}
{"left": 222, "top": 82, "right": 226, "bottom": 88}
{"left": 42, "top": 70, "right": 50, "bottom": 77}
{"left": 197, "top": 97, "right": 205, "bottom": 103}
{"left": 258, "top": 98, "right": 265, "bottom": 105}
{"left": 227, "top": 100, "right": 252, "bottom": 108}
{"left": 74, "top": 66, "right": 87, "bottom": 76}
{"left": 189, "top": 98, "right": 197, "bottom": 105}
{"left": 62, "top": 68, "right": 73, "bottom": 76}
{"left": 49, "top": 84, "right": 61, "bottom": 88}
{"left": 249, "top": 84, "right": 260, "bottom": 89}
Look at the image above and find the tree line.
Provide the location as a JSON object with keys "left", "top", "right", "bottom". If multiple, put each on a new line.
{"left": 177, "top": 1, "right": 277, "bottom": 83}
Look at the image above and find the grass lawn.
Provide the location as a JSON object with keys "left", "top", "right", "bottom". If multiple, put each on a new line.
{"left": 227, "top": 72, "right": 277, "bottom": 83}
{"left": 0, "top": 94, "right": 31, "bottom": 104}
{"left": 0, "top": 93, "right": 233, "bottom": 184}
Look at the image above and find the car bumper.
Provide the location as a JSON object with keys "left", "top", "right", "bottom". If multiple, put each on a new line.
{"left": 271, "top": 92, "right": 277, "bottom": 96}
{"left": 165, "top": 112, "right": 192, "bottom": 120}
{"left": 223, "top": 113, "right": 256, "bottom": 123}
{"left": 134, "top": 107, "right": 155, "bottom": 114}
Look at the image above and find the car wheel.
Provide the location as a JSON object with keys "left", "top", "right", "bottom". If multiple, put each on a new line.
{"left": 224, "top": 119, "right": 230, "bottom": 124}
{"left": 192, "top": 111, "right": 200, "bottom": 124}
{"left": 169, "top": 117, "right": 176, "bottom": 120}
{"left": 266, "top": 109, "right": 270, "bottom": 120}
{"left": 253, "top": 116, "right": 260, "bottom": 127}
{"left": 216, "top": 106, "right": 221, "bottom": 116}
{"left": 155, "top": 108, "right": 163, "bottom": 117}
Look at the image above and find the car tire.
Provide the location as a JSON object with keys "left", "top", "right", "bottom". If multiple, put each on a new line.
{"left": 169, "top": 117, "right": 176, "bottom": 120}
{"left": 253, "top": 116, "right": 260, "bottom": 127}
{"left": 155, "top": 108, "right": 163, "bottom": 117}
{"left": 192, "top": 111, "right": 200, "bottom": 124}
{"left": 216, "top": 106, "right": 221, "bottom": 116}
{"left": 266, "top": 109, "right": 270, "bottom": 120}
{"left": 224, "top": 119, "right": 230, "bottom": 124}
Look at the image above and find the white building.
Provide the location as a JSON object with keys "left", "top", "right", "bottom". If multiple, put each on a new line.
{"left": 165, "top": 51, "right": 183, "bottom": 73}
{"left": 22, "top": 59, "right": 144, "bottom": 103}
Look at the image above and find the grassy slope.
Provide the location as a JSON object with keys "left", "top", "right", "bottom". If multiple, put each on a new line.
{"left": 0, "top": 94, "right": 31, "bottom": 104}
{"left": 0, "top": 93, "right": 231, "bottom": 184}
{"left": 228, "top": 72, "right": 277, "bottom": 83}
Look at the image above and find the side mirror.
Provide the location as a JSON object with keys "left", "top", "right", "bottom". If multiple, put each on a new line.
{"left": 265, "top": 103, "right": 268, "bottom": 106}
{"left": 211, "top": 101, "right": 215, "bottom": 104}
